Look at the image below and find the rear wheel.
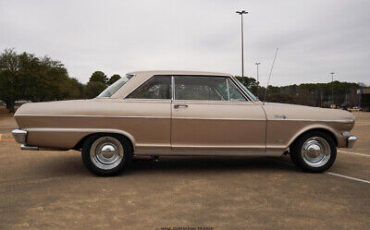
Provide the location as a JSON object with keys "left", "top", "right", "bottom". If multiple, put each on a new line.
{"left": 82, "top": 134, "right": 132, "bottom": 176}
{"left": 290, "top": 131, "right": 336, "bottom": 172}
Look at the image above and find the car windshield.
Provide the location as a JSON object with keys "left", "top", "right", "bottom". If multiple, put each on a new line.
{"left": 234, "top": 77, "right": 259, "bottom": 101}
{"left": 97, "top": 74, "right": 134, "bottom": 98}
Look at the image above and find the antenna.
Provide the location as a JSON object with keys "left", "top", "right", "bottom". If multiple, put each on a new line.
{"left": 263, "top": 48, "right": 279, "bottom": 103}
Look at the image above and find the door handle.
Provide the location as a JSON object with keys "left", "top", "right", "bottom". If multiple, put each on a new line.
{"left": 174, "top": 104, "right": 188, "bottom": 109}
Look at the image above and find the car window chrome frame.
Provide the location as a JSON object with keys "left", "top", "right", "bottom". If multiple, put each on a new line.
{"left": 226, "top": 78, "right": 231, "bottom": 100}
{"left": 231, "top": 77, "right": 258, "bottom": 101}
{"left": 123, "top": 74, "right": 254, "bottom": 103}
{"left": 171, "top": 75, "right": 175, "bottom": 101}
{"left": 124, "top": 75, "right": 173, "bottom": 101}
{"left": 172, "top": 75, "right": 251, "bottom": 103}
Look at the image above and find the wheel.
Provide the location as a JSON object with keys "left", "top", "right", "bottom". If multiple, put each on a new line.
{"left": 290, "top": 131, "right": 336, "bottom": 172}
{"left": 82, "top": 134, "right": 132, "bottom": 176}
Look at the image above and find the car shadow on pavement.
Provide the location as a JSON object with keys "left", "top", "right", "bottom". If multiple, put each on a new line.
{"left": 128, "top": 156, "right": 298, "bottom": 174}
{"left": 33, "top": 154, "right": 298, "bottom": 177}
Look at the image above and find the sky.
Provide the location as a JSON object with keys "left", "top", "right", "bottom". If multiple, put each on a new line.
{"left": 0, "top": 0, "right": 369, "bottom": 86}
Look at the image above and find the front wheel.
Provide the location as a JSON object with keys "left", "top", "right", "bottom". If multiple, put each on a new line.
{"left": 82, "top": 134, "right": 132, "bottom": 176}
{"left": 290, "top": 131, "right": 337, "bottom": 173}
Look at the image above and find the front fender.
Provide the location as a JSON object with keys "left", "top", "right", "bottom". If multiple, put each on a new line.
{"left": 286, "top": 123, "right": 344, "bottom": 148}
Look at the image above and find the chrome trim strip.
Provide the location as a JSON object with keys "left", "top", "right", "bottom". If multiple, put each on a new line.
{"left": 16, "top": 114, "right": 264, "bottom": 121}
{"left": 26, "top": 127, "right": 134, "bottom": 134}
{"left": 170, "top": 99, "right": 253, "bottom": 104}
{"left": 171, "top": 145, "right": 266, "bottom": 149}
{"left": 20, "top": 144, "right": 67, "bottom": 151}
{"left": 16, "top": 114, "right": 170, "bottom": 119}
{"left": 268, "top": 119, "right": 355, "bottom": 123}
{"left": 226, "top": 78, "right": 231, "bottom": 100}
{"left": 135, "top": 148, "right": 283, "bottom": 157}
{"left": 171, "top": 75, "right": 175, "bottom": 100}
{"left": 136, "top": 144, "right": 171, "bottom": 148}
{"left": 172, "top": 117, "right": 265, "bottom": 121}
{"left": 123, "top": 98, "right": 172, "bottom": 102}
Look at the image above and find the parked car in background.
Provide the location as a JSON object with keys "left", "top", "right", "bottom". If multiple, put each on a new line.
{"left": 348, "top": 107, "right": 361, "bottom": 112}
{"left": 12, "top": 71, "right": 357, "bottom": 176}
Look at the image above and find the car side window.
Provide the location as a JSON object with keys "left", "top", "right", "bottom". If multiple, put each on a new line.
{"left": 228, "top": 79, "right": 247, "bottom": 101}
{"left": 174, "top": 76, "right": 228, "bottom": 101}
{"left": 127, "top": 75, "right": 171, "bottom": 99}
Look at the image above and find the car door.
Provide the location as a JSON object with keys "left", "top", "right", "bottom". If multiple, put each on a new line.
{"left": 171, "top": 75, "right": 267, "bottom": 155}
{"left": 124, "top": 75, "right": 172, "bottom": 154}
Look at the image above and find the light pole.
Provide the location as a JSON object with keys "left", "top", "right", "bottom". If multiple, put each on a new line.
{"left": 330, "top": 72, "right": 335, "bottom": 105}
{"left": 255, "top": 62, "right": 260, "bottom": 83}
{"left": 255, "top": 62, "right": 260, "bottom": 96}
{"left": 236, "top": 10, "right": 248, "bottom": 77}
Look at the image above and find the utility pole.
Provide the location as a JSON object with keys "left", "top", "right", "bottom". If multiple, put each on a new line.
{"left": 236, "top": 10, "right": 248, "bottom": 77}
{"left": 330, "top": 72, "right": 335, "bottom": 106}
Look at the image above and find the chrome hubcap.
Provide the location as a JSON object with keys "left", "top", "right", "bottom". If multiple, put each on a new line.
{"left": 301, "top": 137, "right": 331, "bottom": 167}
{"left": 90, "top": 137, "right": 124, "bottom": 170}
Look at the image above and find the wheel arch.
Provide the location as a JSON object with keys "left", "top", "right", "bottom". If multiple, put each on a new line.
{"left": 73, "top": 130, "right": 136, "bottom": 152}
{"left": 288, "top": 125, "right": 339, "bottom": 148}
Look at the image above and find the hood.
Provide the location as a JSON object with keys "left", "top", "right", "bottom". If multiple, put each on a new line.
{"left": 262, "top": 102, "right": 355, "bottom": 122}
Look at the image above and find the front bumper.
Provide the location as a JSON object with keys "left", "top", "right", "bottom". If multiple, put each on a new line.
{"left": 12, "top": 129, "right": 27, "bottom": 144}
{"left": 346, "top": 136, "right": 357, "bottom": 148}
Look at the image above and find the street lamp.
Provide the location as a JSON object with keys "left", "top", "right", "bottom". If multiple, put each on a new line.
{"left": 330, "top": 72, "right": 335, "bottom": 105}
{"left": 255, "top": 62, "right": 260, "bottom": 95}
{"left": 255, "top": 62, "right": 260, "bottom": 83}
{"left": 236, "top": 10, "right": 248, "bottom": 77}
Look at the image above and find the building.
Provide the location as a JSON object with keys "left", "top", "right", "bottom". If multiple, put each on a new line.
{"left": 357, "top": 88, "right": 370, "bottom": 111}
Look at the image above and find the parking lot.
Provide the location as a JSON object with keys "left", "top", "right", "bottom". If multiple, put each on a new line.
{"left": 0, "top": 110, "right": 369, "bottom": 230}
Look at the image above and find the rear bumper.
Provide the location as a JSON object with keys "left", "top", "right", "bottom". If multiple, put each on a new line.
{"left": 12, "top": 129, "right": 27, "bottom": 144}
{"left": 346, "top": 136, "right": 357, "bottom": 148}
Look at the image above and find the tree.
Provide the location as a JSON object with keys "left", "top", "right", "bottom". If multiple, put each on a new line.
{"left": 89, "top": 71, "right": 107, "bottom": 84}
{"left": 108, "top": 74, "right": 121, "bottom": 85}
{"left": 84, "top": 71, "right": 109, "bottom": 98}
{"left": 85, "top": 81, "right": 106, "bottom": 98}
{"left": 0, "top": 49, "right": 23, "bottom": 112}
{"left": 235, "top": 76, "right": 259, "bottom": 95}
{"left": 267, "top": 93, "right": 295, "bottom": 103}
{"left": 0, "top": 48, "right": 85, "bottom": 112}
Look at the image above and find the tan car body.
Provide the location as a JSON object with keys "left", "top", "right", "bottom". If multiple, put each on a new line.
{"left": 13, "top": 71, "right": 356, "bottom": 157}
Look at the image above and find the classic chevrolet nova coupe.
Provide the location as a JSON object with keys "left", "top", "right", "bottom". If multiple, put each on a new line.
{"left": 12, "top": 71, "right": 357, "bottom": 176}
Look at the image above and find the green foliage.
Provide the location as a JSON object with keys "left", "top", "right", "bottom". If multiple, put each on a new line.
{"left": 89, "top": 71, "right": 108, "bottom": 84}
{"left": 267, "top": 93, "right": 295, "bottom": 103}
{"left": 235, "top": 76, "right": 259, "bottom": 92}
{"left": 108, "top": 74, "right": 121, "bottom": 85}
{"left": 0, "top": 49, "right": 84, "bottom": 112}
{"left": 235, "top": 76, "right": 362, "bottom": 106}
{"left": 84, "top": 71, "right": 111, "bottom": 98}
{"left": 85, "top": 81, "right": 106, "bottom": 98}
